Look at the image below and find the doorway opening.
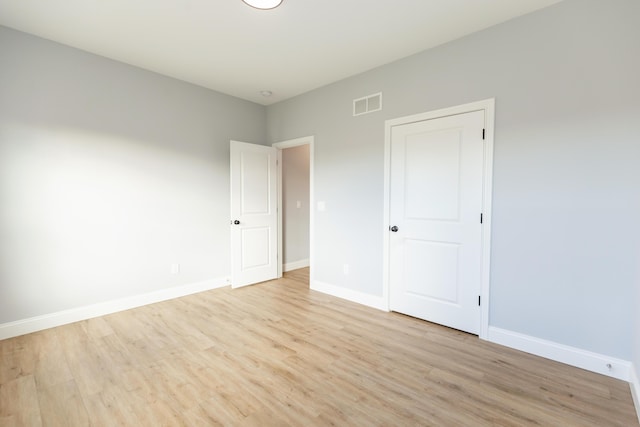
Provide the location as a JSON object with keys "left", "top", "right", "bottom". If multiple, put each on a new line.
{"left": 273, "top": 136, "right": 314, "bottom": 286}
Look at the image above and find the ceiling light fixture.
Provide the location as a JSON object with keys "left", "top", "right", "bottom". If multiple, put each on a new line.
{"left": 260, "top": 90, "right": 273, "bottom": 97}
{"left": 242, "top": 0, "right": 283, "bottom": 10}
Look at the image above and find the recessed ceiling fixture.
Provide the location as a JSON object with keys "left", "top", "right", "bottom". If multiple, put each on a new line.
{"left": 242, "top": 0, "right": 283, "bottom": 10}
{"left": 260, "top": 90, "right": 273, "bottom": 97}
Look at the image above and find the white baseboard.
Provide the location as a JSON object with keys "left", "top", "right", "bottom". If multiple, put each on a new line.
{"left": 311, "top": 280, "right": 388, "bottom": 311}
{"left": 0, "top": 277, "right": 229, "bottom": 340}
{"left": 487, "top": 326, "right": 631, "bottom": 381}
{"left": 284, "top": 258, "right": 310, "bottom": 272}
{"left": 631, "top": 364, "right": 640, "bottom": 423}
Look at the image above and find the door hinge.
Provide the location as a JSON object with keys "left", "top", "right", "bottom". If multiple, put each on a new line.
{"left": 480, "top": 213, "right": 483, "bottom": 224}
{"left": 482, "top": 129, "right": 485, "bottom": 140}
{"left": 478, "top": 296, "right": 481, "bottom": 306}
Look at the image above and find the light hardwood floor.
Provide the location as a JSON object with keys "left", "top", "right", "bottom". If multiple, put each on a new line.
{"left": 1, "top": 268, "right": 637, "bottom": 426}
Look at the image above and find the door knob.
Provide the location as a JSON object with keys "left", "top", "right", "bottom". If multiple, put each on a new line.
{"left": 233, "top": 220, "right": 240, "bottom": 225}
{"left": 390, "top": 225, "right": 398, "bottom": 232}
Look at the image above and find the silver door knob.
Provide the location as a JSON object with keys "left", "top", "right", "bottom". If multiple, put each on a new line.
{"left": 390, "top": 225, "right": 398, "bottom": 232}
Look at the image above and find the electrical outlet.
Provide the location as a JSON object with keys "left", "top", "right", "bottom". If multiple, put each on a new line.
{"left": 171, "top": 263, "right": 180, "bottom": 274}
{"left": 296, "top": 200, "right": 301, "bottom": 208}
{"left": 343, "top": 264, "right": 349, "bottom": 275}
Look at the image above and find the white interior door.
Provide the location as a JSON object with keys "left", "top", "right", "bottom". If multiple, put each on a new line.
{"left": 389, "top": 110, "right": 484, "bottom": 334}
{"left": 230, "top": 140, "right": 277, "bottom": 288}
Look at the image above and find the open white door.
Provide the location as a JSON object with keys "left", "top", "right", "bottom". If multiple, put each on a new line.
{"left": 230, "top": 141, "right": 278, "bottom": 288}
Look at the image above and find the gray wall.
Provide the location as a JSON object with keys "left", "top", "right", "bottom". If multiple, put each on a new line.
{"left": 635, "top": 257, "right": 640, "bottom": 380}
{"left": 0, "top": 26, "right": 266, "bottom": 323}
{"left": 266, "top": 0, "right": 640, "bottom": 360}
{"left": 282, "top": 145, "right": 310, "bottom": 265}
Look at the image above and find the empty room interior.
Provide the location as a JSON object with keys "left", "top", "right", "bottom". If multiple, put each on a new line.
{"left": 1, "top": 0, "right": 639, "bottom": 425}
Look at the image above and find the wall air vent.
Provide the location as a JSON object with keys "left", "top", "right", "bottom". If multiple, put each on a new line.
{"left": 353, "top": 92, "right": 382, "bottom": 116}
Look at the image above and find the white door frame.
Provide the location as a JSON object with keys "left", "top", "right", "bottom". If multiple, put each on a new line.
{"left": 272, "top": 136, "right": 315, "bottom": 283}
{"left": 382, "top": 99, "right": 495, "bottom": 339}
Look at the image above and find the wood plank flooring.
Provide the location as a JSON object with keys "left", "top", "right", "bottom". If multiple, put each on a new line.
{"left": 1, "top": 268, "right": 638, "bottom": 426}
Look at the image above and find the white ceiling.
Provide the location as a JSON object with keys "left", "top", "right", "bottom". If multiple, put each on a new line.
{"left": 0, "top": 0, "right": 562, "bottom": 105}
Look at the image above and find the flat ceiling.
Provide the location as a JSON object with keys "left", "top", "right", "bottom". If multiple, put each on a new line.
{"left": 0, "top": 0, "right": 562, "bottom": 105}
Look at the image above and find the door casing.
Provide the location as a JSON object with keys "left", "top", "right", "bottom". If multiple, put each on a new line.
{"left": 383, "top": 99, "right": 495, "bottom": 339}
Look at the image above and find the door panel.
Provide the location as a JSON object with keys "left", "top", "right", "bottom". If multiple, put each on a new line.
{"left": 405, "top": 130, "right": 461, "bottom": 221}
{"left": 389, "top": 110, "right": 484, "bottom": 334}
{"left": 405, "top": 240, "right": 460, "bottom": 303}
{"left": 241, "top": 227, "right": 271, "bottom": 269}
{"left": 240, "top": 150, "right": 271, "bottom": 214}
{"left": 230, "top": 141, "right": 277, "bottom": 288}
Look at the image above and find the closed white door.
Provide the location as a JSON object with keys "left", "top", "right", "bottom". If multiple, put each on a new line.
{"left": 389, "top": 111, "right": 484, "bottom": 334}
{"left": 230, "top": 141, "right": 278, "bottom": 288}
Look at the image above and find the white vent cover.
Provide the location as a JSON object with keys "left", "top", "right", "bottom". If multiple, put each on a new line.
{"left": 353, "top": 92, "right": 382, "bottom": 116}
